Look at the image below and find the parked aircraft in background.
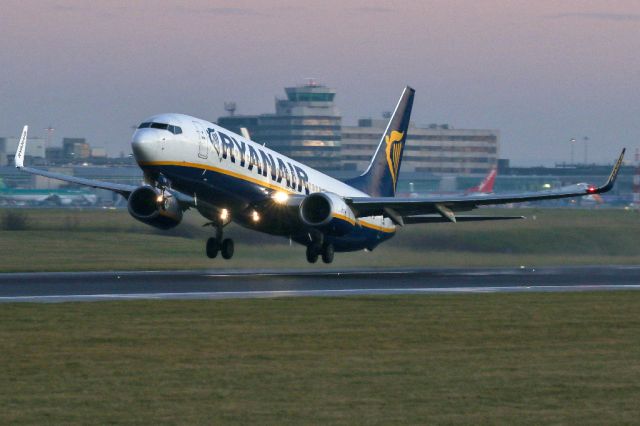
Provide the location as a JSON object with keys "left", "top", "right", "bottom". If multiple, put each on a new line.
{"left": 14, "top": 87, "right": 625, "bottom": 263}
{"left": 0, "top": 188, "right": 97, "bottom": 206}
{"left": 561, "top": 182, "right": 604, "bottom": 205}
{"left": 465, "top": 167, "right": 497, "bottom": 195}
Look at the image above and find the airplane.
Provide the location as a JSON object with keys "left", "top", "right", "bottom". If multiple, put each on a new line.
{"left": 0, "top": 188, "right": 98, "bottom": 206}
{"left": 465, "top": 167, "right": 497, "bottom": 195}
{"left": 400, "top": 167, "right": 497, "bottom": 198}
{"left": 14, "top": 87, "right": 625, "bottom": 264}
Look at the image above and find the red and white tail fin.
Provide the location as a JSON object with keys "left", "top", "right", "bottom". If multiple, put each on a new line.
{"left": 477, "top": 168, "right": 497, "bottom": 193}
{"left": 466, "top": 168, "right": 497, "bottom": 194}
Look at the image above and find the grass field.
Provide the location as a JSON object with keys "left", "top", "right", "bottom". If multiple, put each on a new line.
{"left": 1, "top": 293, "right": 640, "bottom": 424}
{"left": 1, "top": 207, "right": 639, "bottom": 271}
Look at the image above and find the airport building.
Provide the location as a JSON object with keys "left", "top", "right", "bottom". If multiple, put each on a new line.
{"left": 218, "top": 82, "right": 341, "bottom": 170}
{"left": 219, "top": 83, "right": 498, "bottom": 176}
{"left": 0, "top": 136, "right": 45, "bottom": 166}
{"left": 342, "top": 119, "right": 498, "bottom": 175}
{"left": 62, "top": 138, "right": 91, "bottom": 160}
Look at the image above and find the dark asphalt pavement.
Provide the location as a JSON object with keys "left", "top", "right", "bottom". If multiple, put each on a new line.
{"left": 1, "top": 265, "right": 639, "bottom": 302}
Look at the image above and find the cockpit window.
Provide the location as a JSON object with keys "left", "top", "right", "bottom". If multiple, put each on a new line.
{"left": 167, "top": 125, "right": 183, "bottom": 134}
{"left": 138, "top": 121, "right": 183, "bottom": 135}
{"left": 150, "top": 122, "right": 168, "bottom": 130}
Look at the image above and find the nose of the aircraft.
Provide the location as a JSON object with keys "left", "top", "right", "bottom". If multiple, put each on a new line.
{"left": 131, "top": 129, "right": 158, "bottom": 162}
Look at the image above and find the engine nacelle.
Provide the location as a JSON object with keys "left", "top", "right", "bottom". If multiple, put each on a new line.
{"left": 127, "top": 186, "right": 182, "bottom": 229}
{"left": 299, "top": 192, "right": 357, "bottom": 236}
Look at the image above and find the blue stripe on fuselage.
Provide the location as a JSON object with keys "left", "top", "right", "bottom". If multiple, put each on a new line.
{"left": 140, "top": 163, "right": 395, "bottom": 252}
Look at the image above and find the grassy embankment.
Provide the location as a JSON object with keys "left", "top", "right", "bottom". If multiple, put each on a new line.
{"left": 0, "top": 207, "right": 639, "bottom": 271}
{"left": 1, "top": 293, "right": 639, "bottom": 424}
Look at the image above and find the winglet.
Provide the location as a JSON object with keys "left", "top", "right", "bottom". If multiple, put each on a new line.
{"left": 14, "top": 125, "right": 28, "bottom": 168}
{"left": 595, "top": 148, "right": 625, "bottom": 193}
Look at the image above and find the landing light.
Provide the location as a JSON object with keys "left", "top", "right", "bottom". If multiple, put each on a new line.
{"left": 252, "top": 211, "right": 260, "bottom": 222}
{"left": 272, "top": 191, "right": 289, "bottom": 204}
{"left": 156, "top": 194, "right": 164, "bottom": 203}
{"left": 220, "top": 208, "right": 229, "bottom": 221}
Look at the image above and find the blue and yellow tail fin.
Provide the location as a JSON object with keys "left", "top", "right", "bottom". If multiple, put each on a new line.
{"left": 345, "top": 86, "right": 414, "bottom": 197}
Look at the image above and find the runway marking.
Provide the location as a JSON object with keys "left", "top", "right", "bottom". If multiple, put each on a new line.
{"left": 2, "top": 284, "right": 640, "bottom": 303}
{"left": 204, "top": 270, "right": 415, "bottom": 278}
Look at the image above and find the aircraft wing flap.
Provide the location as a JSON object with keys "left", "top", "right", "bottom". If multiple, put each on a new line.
{"left": 346, "top": 149, "right": 625, "bottom": 218}
{"left": 403, "top": 215, "right": 525, "bottom": 225}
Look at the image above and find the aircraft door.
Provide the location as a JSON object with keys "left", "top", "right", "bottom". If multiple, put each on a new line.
{"left": 193, "top": 121, "right": 208, "bottom": 159}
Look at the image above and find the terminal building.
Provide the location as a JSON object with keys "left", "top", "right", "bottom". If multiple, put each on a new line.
{"left": 218, "top": 82, "right": 341, "bottom": 170}
{"left": 219, "top": 82, "right": 498, "bottom": 176}
{"left": 342, "top": 119, "right": 498, "bottom": 175}
{"left": 0, "top": 136, "right": 45, "bottom": 166}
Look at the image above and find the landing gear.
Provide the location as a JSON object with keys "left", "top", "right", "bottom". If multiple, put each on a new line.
{"left": 306, "top": 244, "right": 320, "bottom": 263}
{"left": 206, "top": 224, "right": 234, "bottom": 260}
{"left": 221, "top": 238, "right": 234, "bottom": 259}
{"left": 206, "top": 237, "right": 219, "bottom": 258}
{"left": 305, "top": 242, "right": 334, "bottom": 264}
{"left": 321, "top": 243, "right": 334, "bottom": 264}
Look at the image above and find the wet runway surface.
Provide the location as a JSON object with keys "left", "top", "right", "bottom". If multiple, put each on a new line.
{"left": 1, "top": 265, "right": 640, "bottom": 303}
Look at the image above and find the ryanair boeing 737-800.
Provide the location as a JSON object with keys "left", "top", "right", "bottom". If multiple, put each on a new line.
{"left": 14, "top": 87, "right": 625, "bottom": 263}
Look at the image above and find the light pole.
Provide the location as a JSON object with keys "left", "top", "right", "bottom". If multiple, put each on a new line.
{"left": 570, "top": 138, "right": 576, "bottom": 164}
{"left": 583, "top": 136, "right": 589, "bottom": 164}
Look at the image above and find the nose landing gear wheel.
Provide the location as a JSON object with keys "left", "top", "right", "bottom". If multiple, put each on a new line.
{"left": 206, "top": 237, "right": 219, "bottom": 258}
{"left": 306, "top": 244, "right": 320, "bottom": 263}
{"left": 321, "top": 243, "right": 334, "bottom": 264}
{"left": 221, "top": 238, "right": 234, "bottom": 259}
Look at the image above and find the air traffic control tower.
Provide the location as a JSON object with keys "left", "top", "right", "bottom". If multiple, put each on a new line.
{"left": 218, "top": 81, "right": 342, "bottom": 170}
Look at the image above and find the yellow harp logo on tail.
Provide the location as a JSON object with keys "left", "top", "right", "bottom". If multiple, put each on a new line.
{"left": 385, "top": 130, "right": 405, "bottom": 187}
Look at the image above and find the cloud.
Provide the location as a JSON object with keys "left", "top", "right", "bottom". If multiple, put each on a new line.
{"left": 545, "top": 12, "right": 640, "bottom": 22}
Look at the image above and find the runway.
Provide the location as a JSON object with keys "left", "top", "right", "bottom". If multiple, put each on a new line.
{"left": 1, "top": 265, "right": 640, "bottom": 303}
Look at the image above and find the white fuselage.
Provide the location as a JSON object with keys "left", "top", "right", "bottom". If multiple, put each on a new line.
{"left": 131, "top": 113, "right": 395, "bottom": 250}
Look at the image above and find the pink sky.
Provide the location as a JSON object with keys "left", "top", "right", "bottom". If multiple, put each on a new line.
{"left": 1, "top": 0, "right": 639, "bottom": 165}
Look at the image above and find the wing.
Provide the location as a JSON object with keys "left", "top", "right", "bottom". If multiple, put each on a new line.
{"left": 345, "top": 149, "right": 625, "bottom": 223}
{"left": 403, "top": 215, "right": 524, "bottom": 224}
{"left": 14, "top": 125, "right": 138, "bottom": 198}
{"left": 18, "top": 166, "right": 138, "bottom": 197}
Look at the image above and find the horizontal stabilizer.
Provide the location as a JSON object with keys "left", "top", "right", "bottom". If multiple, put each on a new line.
{"left": 403, "top": 215, "right": 525, "bottom": 225}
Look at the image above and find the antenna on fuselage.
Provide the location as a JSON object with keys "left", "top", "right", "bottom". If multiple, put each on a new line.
{"left": 240, "top": 127, "right": 251, "bottom": 139}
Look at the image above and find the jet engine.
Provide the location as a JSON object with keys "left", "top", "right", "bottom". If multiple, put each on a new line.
{"left": 127, "top": 186, "right": 183, "bottom": 229}
{"left": 299, "top": 192, "right": 357, "bottom": 235}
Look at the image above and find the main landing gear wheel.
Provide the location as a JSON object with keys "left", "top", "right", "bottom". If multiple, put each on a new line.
{"left": 206, "top": 237, "right": 219, "bottom": 259}
{"left": 206, "top": 224, "right": 234, "bottom": 260}
{"left": 321, "top": 243, "right": 334, "bottom": 264}
{"left": 306, "top": 244, "right": 321, "bottom": 264}
{"left": 221, "top": 238, "right": 234, "bottom": 259}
